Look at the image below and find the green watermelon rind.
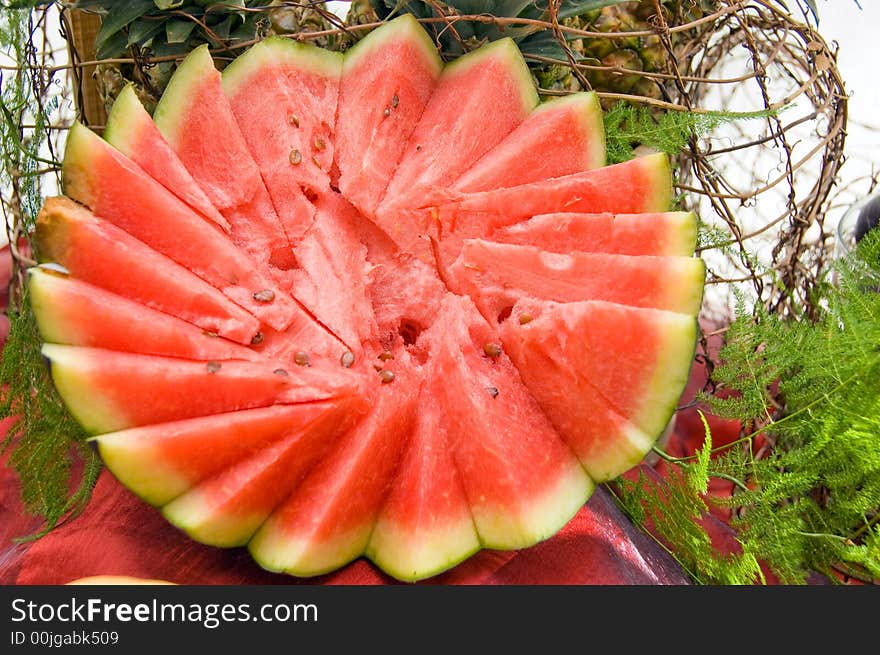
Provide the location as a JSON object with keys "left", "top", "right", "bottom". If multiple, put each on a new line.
{"left": 220, "top": 36, "right": 343, "bottom": 98}
{"left": 343, "top": 14, "right": 443, "bottom": 78}
{"left": 102, "top": 84, "right": 144, "bottom": 159}
{"left": 441, "top": 37, "right": 539, "bottom": 119}
{"left": 93, "top": 435, "right": 192, "bottom": 508}
{"left": 363, "top": 518, "right": 483, "bottom": 583}
{"left": 152, "top": 44, "right": 214, "bottom": 148}
{"left": 42, "top": 344, "right": 128, "bottom": 435}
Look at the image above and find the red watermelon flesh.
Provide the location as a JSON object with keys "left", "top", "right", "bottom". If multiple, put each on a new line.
{"left": 499, "top": 299, "right": 697, "bottom": 481}
{"left": 42, "top": 345, "right": 362, "bottom": 434}
{"left": 93, "top": 404, "right": 339, "bottom": 506}
{"left": 103, "top": 84, "right": 230, "bottom": 232}
{"left": 384, "top": 153, "right": 672, "bottom": 263}
{"left": 376, "top": 37, "right": 539, "bottom": 217}
{"left": 249, "top": 355, "right": 420, "bottom": 577}
{"left": 28, "top": 268, "right": 259, "bottom": 362}
{"left": 426, "top": 295, "right": 593, "bottom": 549}
{"left": 367, "top": 253, "right": 446, "bottom": 346}
{"left": 33, "top": 16, "right": 704, "bottom": 583}
{"left": 61, "top": 123, "right": 299, "bottom": 331}
{"left": 287, "top": 193, "right": 378, "bottom": 354}
{"left": 34, "top": 197, "right": 260, "bottom": 344}
{"left": 492, "top": 211, "right": 697, "bottom": 257}
{"left": 222, "top": 37, "right": 341, "bottom": 241}
{"left": 151, "top": 45, "right": 302, "bottom": 266}
{"left": 162, "top": 400, "right": 357, "bottom": 547}
{"left": 335, "top": 13, "right": 442, "bottom": 217}
{"left": 366, "top": 355, "right": 481, "bottom": 581}
{"left": 453, "top": 92, "right": 606, "bottom": 192}
{"left": 449, "top": 239, "right": 705, "bottom": 319}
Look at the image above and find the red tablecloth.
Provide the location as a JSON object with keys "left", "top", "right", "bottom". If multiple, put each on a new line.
{"left": 0, "top": 450, "right": 691, "bottom": 585}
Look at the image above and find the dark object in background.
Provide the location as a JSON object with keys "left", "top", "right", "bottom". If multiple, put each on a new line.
{"left": 855, "top": 194, "right": 880, "bottom": 242}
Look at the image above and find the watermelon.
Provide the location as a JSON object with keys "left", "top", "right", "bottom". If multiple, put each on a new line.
{"left": 453, "top": 92, "right": 606, "bottom": 192}
{"left": 334, "top": 13, "right": 442, "bottom": 217}
{"left": 221, "top": 37, "right": 341, "bottom": 241}
{"left": 31, "top": 16, "right": 705, "bottom": 582}
{"left": 103, "top": 84, "right": 230, "bottom": 232}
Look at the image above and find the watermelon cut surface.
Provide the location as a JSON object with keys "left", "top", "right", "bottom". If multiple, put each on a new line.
{"left": 35, "top": 16, "right": 705, "bottom": 582}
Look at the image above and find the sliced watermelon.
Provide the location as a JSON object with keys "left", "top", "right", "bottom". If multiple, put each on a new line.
{"left": 366, "top": 359, "right": 480, "bottom": 582}
{"left": 449, "top": 239, "right": 705, "bottom": 319}
{"left": 35, "top": 197, "right": 260, "bottom": 344}
{"left": 435, "top": 152, "right": 673, "bottom": 221}
{"left": 152, "top": 45, "right": 302, "bottom": 263}
{"left": 250, "top": 358, "right": 419, "bottom": 576}
{"left": 61, "top": 123, "right": 299, "bottom": 331}
{"left": 493, "top": 211, "right": 697, "bottom": 257}
{"left": 427, "top": 296, "right": 593, "bottom": 549}
{"left": 28, "top": 268, "right": 259, "bottom": 361}
{"left": 453, "top": 92, "right": 606, "bottom": 192}
{"left": 377, "top": 37, "right": 538, "bottom": 216}
{"left": 30, "top": 31, "right": 707, "bottom": 583}
{"left": 222, "top": 37, "right": 341, "bottom": 240}
{"left": 335, "top": 14, "right": 443, "bottom": 217}
{"left": 161, "top": 402, "right": 357, "bottom": 547}
{"left": 499, "top": 300, "right": 697, "bottom": 481}
{"left": 93, "top": 404, "right": 337, "bottom": 506}
{"left": 43, "top": 344, "right": 361, "bottom": 434}
{"left": 103, "top": 84, "right": 229, "bottom": 232}
{"left": 387, "top": 152, "right": 673, "bottom": 261}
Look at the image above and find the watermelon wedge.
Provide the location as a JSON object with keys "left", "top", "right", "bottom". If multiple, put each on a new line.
{"left": 499, "top": 299, "right": 697, "bottom": 481}
{"left": 449, "top": 239, "right": 705, "bottom": 319}
{"left": 32, "top": 23, "right": 706, "bottom": 583}
{"left": 103, "top": 84, "right": 229, "bottom": 232}
{"left": 152, "top": 45, "right": 302, "bottom": 264}
{"left": 35, "top": 197, "right": 260, "bottom": 344}
{"left": 93, "top": 404, "right": 340, "bottom": 506}
{"left": 221, "top": 37, "right": 341, "bottom": 240}
{"left": 377, "top": 37, "right": 538, "bottom": 216}
{"left": 29, "top": 268, "right": 259, "bottom": 361}
{"left": 492, "top": 211, "right": 697, "bottom": 257}
{"left": 366, "top": 359, "right": 480, "bottom": 581}
{"left": 385, "top": 152, "right": 673, "bottom": 261}
{"left": 43, "top": 345, "right": 361, "bottom": 434}
{"left": 453, "top": 92, "right": 606, "bottom": 192}
{"left": 335, "top": 14, "right": 443, "bottom": 217}
{"left": 62, "top": 123, "right": 299, "bottom": 331}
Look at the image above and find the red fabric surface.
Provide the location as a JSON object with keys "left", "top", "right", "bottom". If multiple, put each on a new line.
{"left": 0, "top": 457, "right": 690, "bottom": 585}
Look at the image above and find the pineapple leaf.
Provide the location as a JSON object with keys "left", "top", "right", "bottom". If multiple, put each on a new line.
{"left": 94, "top": 0, "right": 156, "bottom": 55}
{"left": 166, "top": 18, "right": 197, "bottom": 44}
{"left": 126, "top": 16, "right": 166, "bottom": 47}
